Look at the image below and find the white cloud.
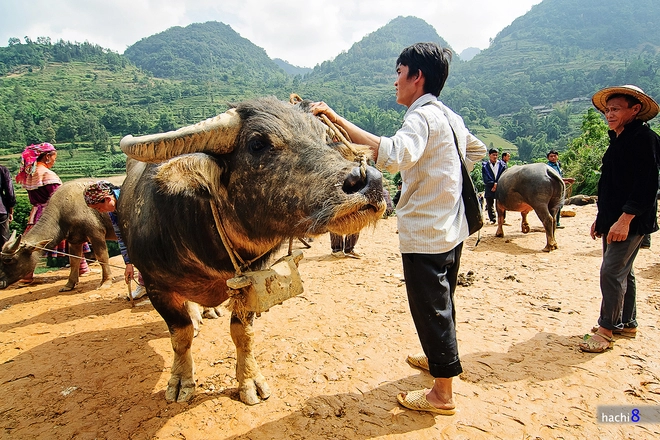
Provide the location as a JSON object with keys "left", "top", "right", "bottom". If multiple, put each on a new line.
{"left": 0, "top": 0, "right": 541, "bottom": 67}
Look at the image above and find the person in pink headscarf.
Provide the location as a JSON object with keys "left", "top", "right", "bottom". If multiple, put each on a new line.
{"left": 15, "top": 143, "right": 90, "bottom": 282}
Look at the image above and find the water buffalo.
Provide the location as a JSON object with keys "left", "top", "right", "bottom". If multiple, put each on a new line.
{"left": 0, "top": 179, "right": 121, "bottom": 290}
{"left": 494, "top": 163, "right": 565, "bottom": 252}
{"left": 118, "top": 96, "right": 386, "bottom": 405}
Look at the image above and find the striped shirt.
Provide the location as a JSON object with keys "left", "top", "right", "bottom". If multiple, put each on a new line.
{"left": 377, "top": 94, "right": 487, "bottom": 254}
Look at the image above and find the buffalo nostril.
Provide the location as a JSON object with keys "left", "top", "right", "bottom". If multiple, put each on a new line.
{"left": 341, "top": 166, "right": 384, "bottom": 206}
{"left": 342, "top": 167, "right": 365, "bottom": 194}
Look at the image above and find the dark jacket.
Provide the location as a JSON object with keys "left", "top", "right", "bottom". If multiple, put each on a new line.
{"left": 596, "top": 119, "right": 660, "bottom": 235}
{"left": 0, "top": 165, "right": 16, "bottom": 216}
{"left": 481, "top": 160, "right": 506, "bottom": 199}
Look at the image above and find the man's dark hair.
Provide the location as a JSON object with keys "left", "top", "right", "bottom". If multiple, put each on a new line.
{"left": 502, "top": 152, "right": 510, "bottom": 158}
{"left": 547, "top": 150, "right": 559, "bottom": 158}
{"left": 607, "top": 93, "right": 642, "bottom": 109}
{"left": 396, "top": 42, "right": 452, "bottom": 96}
{"left": 488, "top": 148, "right": 498, "bottom": 155}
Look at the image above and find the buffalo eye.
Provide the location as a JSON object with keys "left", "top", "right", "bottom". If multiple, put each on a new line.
{"left": 248, "top": 135, "right": 270, "bottom": 154}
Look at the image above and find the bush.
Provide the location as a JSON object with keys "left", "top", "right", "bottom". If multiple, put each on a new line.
{"left": 9, "top": 194, "right": 31, "bottom": 234}
{"left": 562, "top": 108, "right": 609, "bottom": 196}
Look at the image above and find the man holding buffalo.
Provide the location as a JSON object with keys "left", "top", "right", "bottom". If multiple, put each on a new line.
{"left": 312, "top": 42, "right": 486, "bottom": 415}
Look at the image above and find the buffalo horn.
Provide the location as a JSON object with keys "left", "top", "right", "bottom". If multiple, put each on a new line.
{"left": 2, "top": 231, "right": 21, "bottom": 255}
{"left": 120, "top": 109, "right": 241, "bottom": 162}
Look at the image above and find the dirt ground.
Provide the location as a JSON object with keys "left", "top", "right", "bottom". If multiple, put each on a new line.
{"left": 1, "top": 203, "right": 660, "bottom": 440}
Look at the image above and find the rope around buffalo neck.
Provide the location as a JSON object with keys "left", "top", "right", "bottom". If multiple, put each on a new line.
{"left": 209, "top": 200, "right": 272, "bottom": 276}
{"left": 2, "top": 243, "right": 128, "bottom": 270}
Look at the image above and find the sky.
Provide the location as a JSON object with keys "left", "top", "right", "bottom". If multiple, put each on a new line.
{"left": 0, "top": 0, "right": 542, "bottom": 68}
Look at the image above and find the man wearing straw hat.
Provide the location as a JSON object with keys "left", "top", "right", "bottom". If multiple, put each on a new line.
{"left": 580, "top": 85, "right": 660, "bottom": 353}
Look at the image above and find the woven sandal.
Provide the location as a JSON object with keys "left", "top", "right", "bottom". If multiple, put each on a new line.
{"left": 397, "top": 389, "right": 456, "bottom": 415}
{"left": 590, "top": 325, "right": 637, "bottom": 338}
{"left": 579, "top": 332, "right": 614, "bottom": 353}
{"left": 406, "top": 353, "right": 429, "bottom": 371}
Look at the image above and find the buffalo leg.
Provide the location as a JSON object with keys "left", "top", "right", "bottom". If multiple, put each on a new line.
{"left": 535, "top": 206, "right": 558, "bottom": 252}
{"left": 61, "top": 242, "right": 83, "bottom": 291}
{"left": 230, "top": 312, "right": 271, "bottom": 405}
{"left": 186, "top": 301, "right": 203, "bottom": 337}
{"left": 520, "top": 211, "right": 531, "bottom": 234}
{"left": 150, "top": 291, "right": 196, "bottom": 402}
{"left": 89, "top": 236, "right": 112, "bottom": 289}
{"left": 495, "top": 201, "right": 506, "bottom": 237}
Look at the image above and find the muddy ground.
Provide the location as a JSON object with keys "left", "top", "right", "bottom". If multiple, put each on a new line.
{"left": 1, "top": 203, "right": 660, "bottom": 439}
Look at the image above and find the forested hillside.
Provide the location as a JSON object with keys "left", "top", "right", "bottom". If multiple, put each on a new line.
{"left": 2, "top": 0, "right": 660, "bottom": 178}
{"left": 450, "top": 0, "right": 660, "bottom": 115}
{"left": 124, "top": 21, "right": 290, "bottom": 94}
{"left": 294, "top": 16, "right": 452, "bottom": 113}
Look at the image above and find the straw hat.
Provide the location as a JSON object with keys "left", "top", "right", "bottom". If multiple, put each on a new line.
{"left": 592, "top": 85, "right": 659, "bottom": 122}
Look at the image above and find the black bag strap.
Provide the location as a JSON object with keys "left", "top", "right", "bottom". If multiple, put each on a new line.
{"left": 448, "top": 125, "right": 469, "bottom": 180}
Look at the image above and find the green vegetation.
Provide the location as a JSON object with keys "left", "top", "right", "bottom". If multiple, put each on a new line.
{"left": 449, "top": 0, "right": 660, "bottom": 118}
{"left": 561, "top": 108, "right": 610, "bottom": 195}
{"left": 2, "top": 0, "right": 660, "bottom": 203}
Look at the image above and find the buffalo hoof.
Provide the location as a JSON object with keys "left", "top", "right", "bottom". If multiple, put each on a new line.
{"left": 165, "top": 376, "right": 196, "bottom": 403}
{"left": 59, "top": 283, "right": 76, "bottom": 292}
{"left": 98, "top": 280, "right": 113, "bottom": 290}
{"left": 542, "top": 244, "right": 558, "bottom": 252}
{"left": 522, "top": 224, "right": 531, "bottom": 234}
{"left": 495, "top": 229, "right": 504, "bottom": 238}
{"left": 240, "top": 374, "right": 271, "bottom": 405}
{"left": 203, "top": 306, "right": 223, "bottom": 319}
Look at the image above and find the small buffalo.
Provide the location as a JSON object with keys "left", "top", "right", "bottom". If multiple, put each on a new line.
{"left": 118, "top": 97, "right": 386, "bottom": 405}
{"left": 0, "top": 179, "right": 120, "bottom": 290}
{"left": 495, "top": 163, "right": 565, "bottom": 252}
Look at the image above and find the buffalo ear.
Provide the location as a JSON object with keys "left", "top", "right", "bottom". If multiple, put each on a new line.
{"left": 154, "top": 153, "right": 226, "bottom": 198}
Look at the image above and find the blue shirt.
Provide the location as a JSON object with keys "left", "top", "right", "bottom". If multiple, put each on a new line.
{"left": 547, "top": 161, "right": 562, "bottom": 177}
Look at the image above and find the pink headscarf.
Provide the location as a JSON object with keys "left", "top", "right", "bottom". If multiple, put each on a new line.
{"left": 15, "top": 143, "right": 60, "bottom": 189}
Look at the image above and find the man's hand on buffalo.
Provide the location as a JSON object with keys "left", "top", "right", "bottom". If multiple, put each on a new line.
{"left": 310, "top": 101, "right": 339, "bottom": 124}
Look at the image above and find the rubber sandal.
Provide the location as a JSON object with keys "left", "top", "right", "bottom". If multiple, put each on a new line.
{"left": 396, "top": 389, "right": 456, "bottom": 415}
{"left": 579, "top": 332, "right": 614, "bottom": 353}
{"left": 590, "top": 325, "right": 637, "bottom": 338}
{"left": 406, "top": 353, "right": 429, "bottom": 371}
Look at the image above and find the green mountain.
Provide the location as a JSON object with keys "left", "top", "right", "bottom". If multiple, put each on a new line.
{"left": 450, "top": 0, "right": 660, "bottom": 115}
{"left": 123, "top": 21, "right": 290, "bottom": 95}
{"left": 306, "top": 16, "right": 452, "bottom": 86}
{"left": 294, "top": 16, "right": 453, "bottom": 112}
{"left": 273, "top": 59, "right": 311, "bottom": 76}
